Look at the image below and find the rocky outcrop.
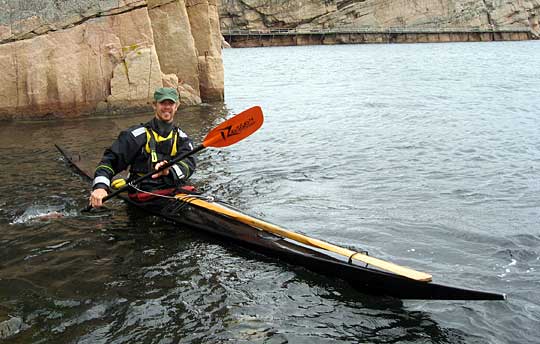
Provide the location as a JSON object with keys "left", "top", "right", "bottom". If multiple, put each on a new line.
{"left": 149, "top": 0, "right": 201, "bottom": 101}
{"left": 0, "top": 0, "right": 224, "bottom": 120}
{"left": 219, "top": 0, "right": 540, "bottom": 36}
{"left": 187, "top": 0, "right": 225, "bottom": 101}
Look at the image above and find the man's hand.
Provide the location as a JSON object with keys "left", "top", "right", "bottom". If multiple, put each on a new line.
{"left": 90, "top": 188, "right": 108, "bottom": 208}
{"left": 152, "top": 160, "right": 170, "bottom": 179}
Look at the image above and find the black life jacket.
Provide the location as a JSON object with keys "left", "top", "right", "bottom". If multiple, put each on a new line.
{"left": 129, "top": 125, "right": 179, "bottom": 177}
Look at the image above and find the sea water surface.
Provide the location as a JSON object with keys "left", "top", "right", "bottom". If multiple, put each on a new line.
{"left": 1, "top": 41, "right": 539, "bottom": 343}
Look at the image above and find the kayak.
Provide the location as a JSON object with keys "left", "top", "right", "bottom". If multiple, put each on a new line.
{"left": 56, "top": 144, "right": 505, "bottom": 300}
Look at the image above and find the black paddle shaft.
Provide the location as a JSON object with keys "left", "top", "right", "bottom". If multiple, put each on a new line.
{"left": 82, "top": 143, "right": 204, "bottom": 212}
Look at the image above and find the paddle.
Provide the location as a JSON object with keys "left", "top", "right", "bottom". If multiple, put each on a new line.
{"left": 175, "top": 194, "right": 433, "bottom": 282}
{"left": 84, "top": 106, "right": 264, "bottom": 211}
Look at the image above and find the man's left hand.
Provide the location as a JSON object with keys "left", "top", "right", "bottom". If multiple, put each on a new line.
{"left": 152, "top": 160, "right": 170, "bottom": 179}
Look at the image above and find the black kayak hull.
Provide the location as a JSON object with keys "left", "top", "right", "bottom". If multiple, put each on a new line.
{"left": 56, "top": 144, "right": 505, "bottom": 301}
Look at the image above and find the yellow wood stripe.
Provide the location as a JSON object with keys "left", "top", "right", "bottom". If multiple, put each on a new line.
{"left": 175, "top": 194, "right": 433, "bottom": 282}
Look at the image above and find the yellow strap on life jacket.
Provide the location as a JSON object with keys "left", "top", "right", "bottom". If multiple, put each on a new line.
{"left": 144, "top": 128, "right": 178, "bottom": 159}
{"left": 171, "top": 132, "right": 177, "bottom": 157}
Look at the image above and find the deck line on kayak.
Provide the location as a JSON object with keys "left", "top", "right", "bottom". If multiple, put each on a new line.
{"left": 175, "top": 194, "right": 433, "bottom": 282}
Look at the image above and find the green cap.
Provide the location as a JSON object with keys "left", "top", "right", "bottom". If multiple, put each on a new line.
{"left": 154, "top": 87, "right": 179, "bottom": 103}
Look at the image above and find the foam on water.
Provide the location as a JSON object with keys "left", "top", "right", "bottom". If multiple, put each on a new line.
{"left": 10, "top": 205, "right": 72, "bottom": 224}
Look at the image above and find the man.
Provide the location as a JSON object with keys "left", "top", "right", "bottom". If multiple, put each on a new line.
{"left": 89, "top": 87, "right": 196, "bottom": 208}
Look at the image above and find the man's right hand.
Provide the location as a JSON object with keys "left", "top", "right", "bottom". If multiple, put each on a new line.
{"left": 90, "top": 188, "right": 108, "bottom": 208}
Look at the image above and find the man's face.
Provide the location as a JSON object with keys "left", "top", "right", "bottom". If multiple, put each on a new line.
{"left": 154, "top": 100, "right": 178, "bottom": 123}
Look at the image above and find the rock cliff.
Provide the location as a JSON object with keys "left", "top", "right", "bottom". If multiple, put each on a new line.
{"left": 0, "top": 0, "right": 224, "bottom": 119}
{"left": 219, "top": 0, "right": 540, "bottom": 36}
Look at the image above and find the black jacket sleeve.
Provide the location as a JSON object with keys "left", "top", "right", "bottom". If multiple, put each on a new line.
{"left": 92, "top": 127, "right": 145, "bottom": 190}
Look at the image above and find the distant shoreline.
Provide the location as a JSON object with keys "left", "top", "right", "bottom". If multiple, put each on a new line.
{"left": 223, "top": 27, "right": 535, "bottom": 48}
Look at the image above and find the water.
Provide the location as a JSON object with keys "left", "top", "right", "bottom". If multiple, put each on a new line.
{"left": 1, "top": 41, "right": 539, "bottom": 343}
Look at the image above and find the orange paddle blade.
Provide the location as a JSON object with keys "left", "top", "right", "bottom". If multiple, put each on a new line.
{"left": 202, "top": 106, "right": 264, "bottom": 148}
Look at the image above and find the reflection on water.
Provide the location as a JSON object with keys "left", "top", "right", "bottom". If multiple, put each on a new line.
{"left": 1, "top": 202, "right": 457, "bottom": 343}
{"left": 2, "top": 41, "right": 540, "bottom": 343}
